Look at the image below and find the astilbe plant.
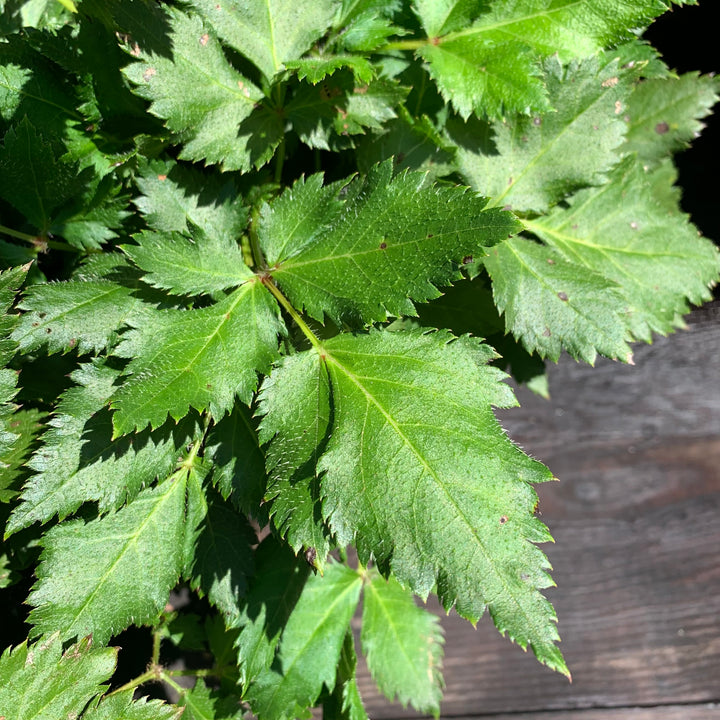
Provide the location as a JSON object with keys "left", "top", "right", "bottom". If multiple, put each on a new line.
{"left": 0, "top": 0, "right": 718, "bottom": 718}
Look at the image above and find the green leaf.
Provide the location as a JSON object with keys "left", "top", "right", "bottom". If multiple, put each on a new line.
{"left": 414, "top": 0, "right": 481, "bottom": 36}
{"left": 123, "top": 229, "right": 253, "bottom": 296}
{"left": 134, "top": 158, "right": 249, "bottom": 240}
{"left": 418, "top": 35, "right": 551, "bottom": 119}
{"left": 0, "top": 635, "right": 116, "bottom": 720}
{"left": 188, "top": 0, "right": 336, "bottom": 81}
{"left": 433, "top": 0, "right": 666, "bottom": 60}
{"left": 322, "top": 631, "right": 368, "bottom": 720}
{"left": 286, "top": 75, "right": 408, "bottom": 151}
{"left": 0, "top": 407, "right": 45, "bottom": 503}
{"left": 123, "top": 7, "right": 267, "bottom": 171}
{"left": 84, "top": 690, "right": 183, "bottom": 720}
{"left": 525, "top": 157, "right": 720, "bottom": 342}
{"left": 361, "top": 573, "right": 443, "bottom": 715}
{"left": 7, "top": 362, "right": 198, "bottom": 535}
{"left": 483, "top": 238, "right": 634, "bottom": 364}
{"left": 246, "top": 562, "right": 363, "bottom": 720}
{"left": 286, "top": 56, "right": 375, "bottom": 85}
{"left": 205, "top": 402, "right": 267, "bottom": 517}
{"left": 268, "top": 161, "right": 520, "bottom": 323}
{"left": 111, "top": 281, "right": 284, "bottom": 434}
{"left": 28, "top": 472, "right": 189, "bottom": 644}
{"left": 314, "top": 329, "right": 567, "bottom": 674}
{"left": 189, "top": 490, "right": 256, "bottom": 620}
{"left": 333, "top": 1, "right": 402, "bottom": 52}
{"left": 622, "top": 72, "right": 719, "bottom": 165}
{"left": 234, "top": 535, "right": 311, "bottom": 686}
{"left": 11, "top": 269, "right": 144, "bottom": 355}
{"left": 179, "top": 679, "right": 244, "bottom": 720}
{"left": 356, "top": 106, "right": 455, "bottom": 180}
{"left": 0, "top": 117, "right": 84, "bottom": 232}
{"left": 258, "top": 351, "right": 333, "bottom": 569}
{"left": 448, "top": 56, "right": 630, "bottom": 213}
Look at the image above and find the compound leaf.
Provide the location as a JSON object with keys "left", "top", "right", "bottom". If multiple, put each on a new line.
{"left": 525, "top": 157, "right": 720, "bottom": 342}
{"left": 483, "top": 237, "right": 633, "bottom": 364}
{"left": 111, "top": 281, "right": 284, "bottom": 434}
{"left": 124, "top": 229, "right": 253, "bottom": 296}
{"left": 188, "top": 0, "right": 336, "bottom": 82}
{"left": 315, "top": 329, "right": 567, "bottom": 675}
{"left": 28, "top": 472, "right": 188, "bottom": 645}
{"left": 361, "top": 573, "right": 443, "bottom": 715}
{"left": 269, "top": 161, "right": 519, "bottom": 323}
{"left": 449, "top": 56, "right": 630, "bottom": 213}
{"left": 246, "top": 562, "right": 363, "bottom": 720}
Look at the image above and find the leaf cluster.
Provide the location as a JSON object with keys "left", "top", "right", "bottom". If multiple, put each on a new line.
{"left": 0, "top": 1, "right": 718, "bottom": 718}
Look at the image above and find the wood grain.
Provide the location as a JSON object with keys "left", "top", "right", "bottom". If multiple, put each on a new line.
{"left": 356, "top": 302, "right": 720, "bottom": 718}
{"left": 452, "top": 703, "right": 720, "bottom": 720}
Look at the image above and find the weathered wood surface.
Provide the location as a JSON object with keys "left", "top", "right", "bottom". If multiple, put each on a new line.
{"left": 450, "top": 703, "right": 720, "bottom": 720}
{"left": 357, "top": 301, "right": 720, "bottom": 718}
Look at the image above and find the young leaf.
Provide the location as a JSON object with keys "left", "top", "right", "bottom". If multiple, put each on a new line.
{"left": 205, "top": 402, "right": 267, "bottom": 517}
{"left": 0, "top": 117, "right": 83, "bottom": 233}
{"left": 189, "top": 490, "right": 256, "bottom": 621}
{"left": 28, "top": 472, "right": 188, "bottom": 644}
{"left": 246, "top": 562, "right": 363, "bottom": 720}
{"left": 179, "top": 678, "right": 244, "bottom": 720}
{"left": 323, "top": 631, "right": 369, "bottom": 720}
{"left": 0, "top": 635, "right": 116, "bottom": 720}
{"left": 258, "top": 351, "right": 333, "bottom": 569}
{"left": 361, "top": 573, "right": 444, "bottom": 715}
{"left": 622, "top": 72, "right": 719, "bottom": 165}
{"left": 315, "top": 329, "right": 567, "bottom": 675}
{"left": 268, "top": 161, "right": 520, "bottom": 323}
{"left": 234, "top": 535, "right": 311, "bottom": 686}
{"left": 123, "top": 7, "right": 267, "bottom": 171}
{"left": 123, "top": 229, "right": 253, "bottom": 296}
{"left": 483, "top": 238, "right": 634, "bottom": 364}
{"left": 448, "top": 57, "right": 630, "bottom": 213}
{"left": 134, "top": 158, "right": 249, "bottom": 240}
{"left": 286, "top": 56, "right": 375, "bottom": 85}
{"left": 525, "top": 157, "right": 720, "bottom": 342}
{"left": 6, "top": 362, "right": 197, "bottom": 535}
{"left": 188, "top": 0, "right": 336, "bottom": 82}
{"left": 84, "top": 690, "right": 183, "bottom": 720}
{"left": 111, "top": 280, "right": 284, "bottom": 434}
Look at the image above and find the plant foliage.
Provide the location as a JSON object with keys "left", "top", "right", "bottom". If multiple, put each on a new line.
{"left": 0, "top": 0, "right": 718, "bottom": 717}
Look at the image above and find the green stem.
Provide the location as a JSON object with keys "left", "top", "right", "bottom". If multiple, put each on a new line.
{"left": 106, "top": 668, "right": 158, "bottom": 697}
{"left": 151, "top": 628, "right": 162, "bottom": 666}
{"left": 161, "top": 674, "right": 187, "bottom": 695}
{"left": 165, "top": 667, "right": 215, "bottom": 678}
{"left": 274, "top": 136, "right": 286, "bottom": 184}
{"left": 261, "top": 278, "right": 324, "bottom": 354}
{"left": 383, "top": 38, "right": 429, "bottom": 51}
{"left": 0, "top": 225, "right": 36, "bottom": 243}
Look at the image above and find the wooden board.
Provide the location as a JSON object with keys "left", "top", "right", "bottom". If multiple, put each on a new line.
{"left": 356, "top": 302, "right": 720, "bottom": 718}
{"left": 454, "top": 703, "right": 720, "bottom": 720}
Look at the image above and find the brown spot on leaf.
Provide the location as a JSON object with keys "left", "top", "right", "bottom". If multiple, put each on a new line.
{"left": 353, "top": 85, "right": 368, "bottom": 95}
{"left": 206, "top": 383, "right": 212, "bottom": 390}
{"left": 557, "top": 292, "right": 569, "bottom": 302}
{"left": 547, "top": 258, "right": 555, "bottom": 265}
{"left": 305, "top": 547, "right": 317, "bottom": 566}
{"left": 533, "top": 117, "right": 541, "bottom": 126}
{"left": 199, "top": 33, "right": 209, "bottom": 46}
{"left": 602, "top": 76, "right": 619, "bottom": 87}
{"left": 379, "top": 242, "right": 387, "bottom": 250}
{"left": 142, "top": 67, "right": 156, "bottom": 82}
{"left": 462, "top": 255, "right": 473, "bottom": 264}
{"left": 46, "top": 327, "right": 52, "bottom": 333}
{"left": 615, "top": 100, "right": 622, "bottom": 114}
{"left": 427, "top": 233, "right": 434, "bottom": 238}
{"left": 543, "top": 327, "right": 551, "bottom": 337}
{"left": 655, "top": 121, "right": 670, "bottom": 134}
{"left": 499, "top": 515, "right": 508, "bottom": 525}
{"left": 68, "top": 338, "right": 77, "bottom": 348}
{"left": 157, "top": 174, "right": 167, "bottom": 181}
